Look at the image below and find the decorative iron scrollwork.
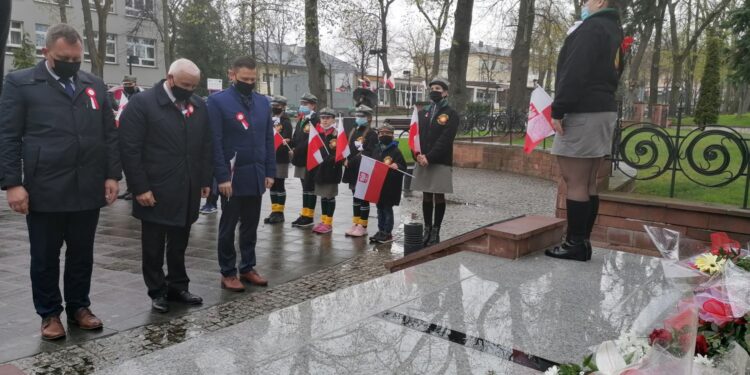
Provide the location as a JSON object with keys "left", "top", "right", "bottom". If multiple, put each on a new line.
{"left": 678, "top": 127, "right": 749, "bottom": 188}
{"left": 616, "top": 123, "right": 675, "bottom": 180}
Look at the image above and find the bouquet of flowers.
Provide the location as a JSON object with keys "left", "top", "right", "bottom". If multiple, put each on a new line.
{"left": 547, "top": 228, "right": 750, "bottom": 375}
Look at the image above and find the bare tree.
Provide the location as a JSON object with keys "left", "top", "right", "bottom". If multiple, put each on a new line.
{"left": 447, "top": 0, "right": 474, "bottom": 112}
{"left": 128, "top": 0, "right": 186, "bottom": 72}
{"left": 648, "top": 0, "right": 667, "bottom": 113}
{"left": 81, "top": 0, "right": 114, "bottom": 78}
{"left": 58, "top": 0, "right": 68, "bottom": 23}
{"left": 530, "top": 0, "right": 567, "bottom": 90}
{"left": 398, "top": 25, "right": 433, "bottom": 86}
{"left": 339, "top": 11, "right": 380, "bottom": 81}
{"left": 376, "top": 0, "right": 398, "bottom": 108}
{"left": 305, "top": 0, "right": 328, "bottom": 107}
{"left": 508, "top": 0, "right": 535, "bottom": 112}
{"left": 412, "top": 0, "right": 455, "bottom": 78}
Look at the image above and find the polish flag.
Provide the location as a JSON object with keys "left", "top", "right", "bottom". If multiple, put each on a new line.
{"left": 524, "top": 86, "right": 555, "bottom": 154}
{"left": 273, "top": 126, "right": 284, "bottom": 151}
{"left": 335, "top": 117, "right": 350, "bottom": 162}
{"left": 307, "top": 123, "right": 326, "bottom": 171}
{"left": 113, "top": 88, "right": 129, "bottom": 128}
{"left": 382, "top": 73, "right": 395, "bottom": 90}
{"left": 408, "top": 106, "right": 421, "bottom": 155}
{"left": 353, "top": 156, "right": 389, "bottom": 204}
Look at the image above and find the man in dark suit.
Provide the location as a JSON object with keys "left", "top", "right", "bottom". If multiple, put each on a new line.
{"left": 207, "top": 56, "right": 275, "bottom": 292}
{"left": 0, "top": 24, "right": 121, "bottom": 340}
{"left": 119, "top": 58, "right": 213, "bottom": 313}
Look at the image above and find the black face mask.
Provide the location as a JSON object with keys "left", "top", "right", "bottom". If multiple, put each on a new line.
{"left": 379, "top": 136, "right": 393, "bottom": 145}
{"left": 272, "top": 107, "right": 283, "bottom": 115}
{"left": 53, "top": 60, "right": 81, "bottom": 79}
{"left": 235, "top": 81, "right": 255, "bottom": 96}
{"left": 171, "top": 84, "right": 194, "bottom": 101}
{"left": 123, "top": 86, "right": 136, "bottom": 95}
{"left": 429, "top": 91, "right": 444, "bottom": 103}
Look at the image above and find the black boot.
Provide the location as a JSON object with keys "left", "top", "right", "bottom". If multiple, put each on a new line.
{"left": 545, "top": 199, "right": 591, "bottom": 262}
{"left": 426, "top": 226, "right": 441, "bottom": 246}
{"left": 267, "top": 212, "right": 284, "bottom": 224}
{"left": 422, "top": 225, "right": 432, "bottom": 246}
{"left": 583, "top": 195, "right": 600, "bottom": 261}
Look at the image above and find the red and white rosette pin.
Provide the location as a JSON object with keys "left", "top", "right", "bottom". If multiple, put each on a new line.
{"left": 186, "top": 103, "right": 195, "bottom": 118}
{"left": 236, "top": 112, "right": 249, "bottom": 130}
{"left": 85, "top": 88, "right": 99, "bottom": 110}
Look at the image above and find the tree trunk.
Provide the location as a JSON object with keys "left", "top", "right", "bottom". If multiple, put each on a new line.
{"left": 430, "top": 31, "right": 442, "bottom": 79}
{"left": 304, "top": 0, "right": 327, "bottom": 107}
{"left": 162, "top": 0, "right": 172, "bottom": 70}
{"left": 378, "top": 10, "right": 396, "bottom": 108}
{"left": 626, "top": 16, "right": 654, "bottom": 105}
{"left": 648, "top": 2, "right": 666, "bottom": 114}
{"left": 80, "top": 0, "right": 103, "bottom": 77}
{"left": 250, "top": 0, "right": 257, "bottom": 59}
{"left": 447, "top": 0, "right": 474, "bottom": 113}
{"left": 96, "top": 1, "right": 111, "bottom": 78}
{"left": 508, "top": 0, "right": 535, "bottom": 112}
{"left": 667, "top": 0, "right": 682, "bottom": 116}
{"left": 58, "top": 0, "right": 68, "bottom": 23}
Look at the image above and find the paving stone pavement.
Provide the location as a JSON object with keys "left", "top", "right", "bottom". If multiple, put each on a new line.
{"left": 0, "top": 167, "right": 557, "bottom": 373}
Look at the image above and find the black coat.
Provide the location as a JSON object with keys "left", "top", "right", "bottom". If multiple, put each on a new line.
{"left": 311, "top": 128, "right": 343, "bottom": 185}
{"left": 415, "top": 100, "right": 459, "bottom": 166}
{"left": 342, "top": 125, "right": 379, "bottom": 185}
{"left": 551, "top": 9, "right": 623, "bottom": 120}
{"left": 0, "top": 61, "right": 121, "bottom": 212}
{"left": 290, "top": 113, "right": 320, "bottom": 167}
{"left": 118, "top": 81, "right": 213, "bottom": 227}
{"left": 274, "top": 114, "right": 293, "bottom": 165}
{"left": 377, "top": 141, "right": 406, "bottom": 207}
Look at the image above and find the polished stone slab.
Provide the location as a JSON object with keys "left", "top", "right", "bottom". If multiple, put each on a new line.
{"left": 97, "top": 252, "right": 508, "bottom": 374}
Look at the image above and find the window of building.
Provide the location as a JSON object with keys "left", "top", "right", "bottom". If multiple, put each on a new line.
{"left": 35, "top": 0, "right": 71, "bottom": 5}
{"left": 84, "top": 33, "right": 117, "bottom": 64}
{"left": 35, "top": 24, "right": 48, "bottom": 57}
{"left": 125, "top": 0, "right": 153, "bottom": 16}
{"left": 89, "top": 0, "right": 116, "bottom": 12}
{"left": 126, "top": 36, "right": 156, "bottom": 67}
{"left": 7, "top": 21, "right": 23, "bottom": 49}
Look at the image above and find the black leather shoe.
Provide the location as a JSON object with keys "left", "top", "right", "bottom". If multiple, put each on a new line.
{"left": 422, "top": 225, "right": 432, "bottom": 246}
{"left": 168, "top": 290, "right": 203, "bottom": 305}
{"left": 293, "top": 216, "right": 314, "bottom": 228}
{"left": 151, "top": 295, "right": 169, "bottom": 313}
{"left": 545, "top": 240, "right": 589, "bottom": 262}
{"left": 267, "top": 212, "right": 285, "bottom": 224}
{"left": 584, "top": 240, "right": 593, "bottom": 261}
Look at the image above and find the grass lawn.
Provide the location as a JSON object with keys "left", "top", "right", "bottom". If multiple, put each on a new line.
{"left": 678, "top": 113, "right": 750, "bottom": 127}
{"left": 618, "top": 127, "right": 749, "bottom": 207}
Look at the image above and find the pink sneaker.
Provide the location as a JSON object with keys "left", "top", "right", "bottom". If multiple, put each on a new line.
{"left": 312, "top": 223, "right": 332, "bottom": 234}
{"left": 349, "top": 224, "right": 367, "bottom": 237}
{"left": 345, "top": 224, "right": 358, "bottom": 237}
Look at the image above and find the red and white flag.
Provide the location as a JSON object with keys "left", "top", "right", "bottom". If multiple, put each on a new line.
{"left": 524, "top": 86, "right": 555, "bottom": 154}
{"left": 353, "top": 156, "right": 389, "bottom": 204}
{"left": 382, "top": 73, "right": 395, "bottom": 90}
{"left": 307, "top": 123, "right": 326, "bottom": 171}
{"left": 113, "top": 88, "right": 129, "bottom": 128}
{"left": 335, "top": 117, "right": 350, "bottom": 162}
{"left": 408, "top": 106, "right": 421, "bottom": 155}
{"left": 273, "top": 126, "right": 284, "bottom": 151}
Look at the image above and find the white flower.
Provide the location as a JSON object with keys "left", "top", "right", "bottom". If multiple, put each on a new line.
{"left": 615, "top": 331, "right": 651, "bottom": 364}
{"left": 694, "top": 354, "right": 715, "bottom": 368}
{"left": 544, "top": 366, "right": 559, "bottom": 375}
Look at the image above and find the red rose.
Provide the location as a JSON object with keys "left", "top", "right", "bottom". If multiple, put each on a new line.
{"left": 695, "top": 335, "right": 709, "bottom": 355}
{"left": 649, "top": 328, "right": 673, "bottom": 347}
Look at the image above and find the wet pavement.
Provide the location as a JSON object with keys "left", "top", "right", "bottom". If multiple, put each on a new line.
{"left": 0, "top": 167, "right": 557, "bottom": 369}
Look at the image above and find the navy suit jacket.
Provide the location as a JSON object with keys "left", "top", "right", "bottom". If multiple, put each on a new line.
{"left": 0, "top": 61, "right": 121, "bottom": 212}
{"left": 207, "top": 86, "right": 275, "bottom": 197}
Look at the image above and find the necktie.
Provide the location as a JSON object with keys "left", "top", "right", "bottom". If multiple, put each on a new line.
{"left": 59, "top": 77, "right": 74, "bottom": 98}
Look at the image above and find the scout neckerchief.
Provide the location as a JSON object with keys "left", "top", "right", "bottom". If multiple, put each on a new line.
{"left": 349, "top": 124, "right": 371, "bottom": 155}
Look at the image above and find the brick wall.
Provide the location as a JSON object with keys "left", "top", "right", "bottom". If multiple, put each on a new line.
{"left": 453, "top": 141, "right": 560, "bottom": 181}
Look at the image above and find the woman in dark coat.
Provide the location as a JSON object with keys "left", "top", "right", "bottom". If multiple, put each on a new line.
{"left": 342, "top": 105, "right": 379, "bottom": 237}
{"left": 545, "top": 0, "right": 624, "bottom": 262}
{"left": 411, "top": 77, "right": 460, "bottom": 246}
{"left": 264, "top": 95, "right": 294, "bottom": 224}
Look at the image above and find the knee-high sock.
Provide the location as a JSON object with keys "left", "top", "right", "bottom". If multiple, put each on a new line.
{"left": 352, "top": 198, "right": 361, "bottom": 224}
{"left": 566, "top": 199, "right": 590, "bottom": 242}
{"left": 433, "top": 202, "right": 446, "bottom": 228}
{"left": 422, "top": 201, "right": 433, "bottom": 227}
{"left": 359, "top": 201, "right": 370, "bottom": 227}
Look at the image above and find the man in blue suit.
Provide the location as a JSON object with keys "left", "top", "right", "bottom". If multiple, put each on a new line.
{"left": 208, "top": 56, "right": 275, "bottom": 292}
{"left": 0, "top": 24, "right": 120, "bottom": 340}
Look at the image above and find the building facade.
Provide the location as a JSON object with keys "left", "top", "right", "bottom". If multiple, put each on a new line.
{"left": 4, "top": 0, "right": 165, "bottom": 87}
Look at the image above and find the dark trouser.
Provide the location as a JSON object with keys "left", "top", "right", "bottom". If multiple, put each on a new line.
{"left": 376, "top": 204, "right": 395, "bottom": 233}
{"left": 26, "top": 209, "right": 100, "bottom": 319}
{"left": 141, "top": 220, "right": 191, "bottom": 299}
{"left": 218, "top": 195, "right": 261, "bottom": 277}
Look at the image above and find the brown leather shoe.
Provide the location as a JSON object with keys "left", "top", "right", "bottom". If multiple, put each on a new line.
{"left": 240, "top": 270, "right": 268, "bottom": 286}
{"left": 221, "top": 276, "right": 245, "bottom": 292}
{"left": 41, "top": 316, "right": 66, "bottom": 340}
{"left": 68, "top": 307, "right": 103, "bottom": 330}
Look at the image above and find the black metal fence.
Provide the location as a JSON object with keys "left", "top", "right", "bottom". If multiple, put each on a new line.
{"left": 611, "top": 107, "right": 750, "bottom": 209}
{"left": 458, "top": 109, "right": 539, "bottom": 147}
